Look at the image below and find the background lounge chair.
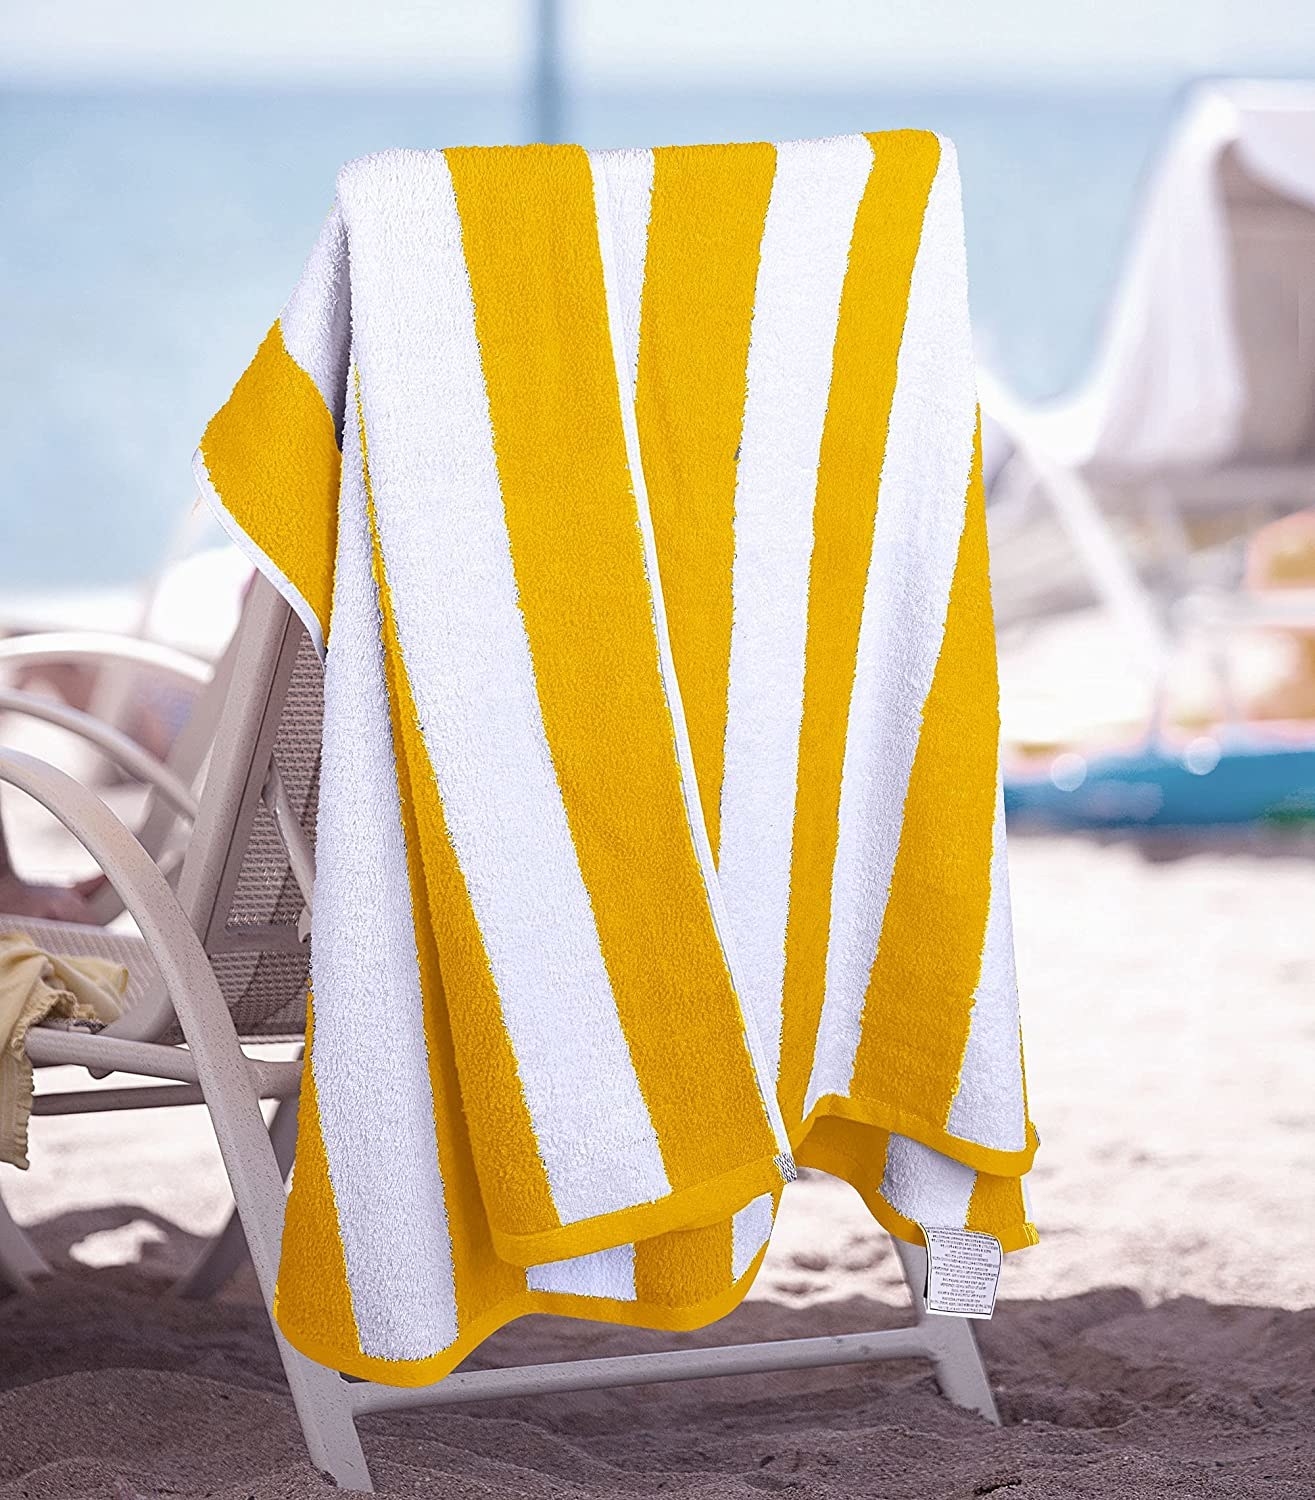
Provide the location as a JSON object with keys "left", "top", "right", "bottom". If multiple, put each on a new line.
{"left": 985, "top": 80, "right": 1315, "bottom": 704}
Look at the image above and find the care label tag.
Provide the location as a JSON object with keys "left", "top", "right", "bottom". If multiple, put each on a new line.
{"left": 917, "top": 1225, "right": 1002, "bottom": 1319}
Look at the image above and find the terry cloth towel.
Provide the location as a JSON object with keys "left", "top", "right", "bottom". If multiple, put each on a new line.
{"left": 196, "top": 132, "right": 1039, "bottom": 1386}
{"left": 0, "top": 932, "right": 126, "bottom": 1169}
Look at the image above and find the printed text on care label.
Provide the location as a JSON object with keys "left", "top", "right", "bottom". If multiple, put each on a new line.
{"left": 918, "top": 1225, "right": 1002, "bottom": 1319}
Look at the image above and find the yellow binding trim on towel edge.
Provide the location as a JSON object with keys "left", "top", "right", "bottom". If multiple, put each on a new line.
{"left": 276, "top": 1237, "right": 775, "bottom": 1389}
{"left": 798, "top": 1095, "right": 1040, "bottom": 1178}
{"left": 486, "top": 1148, "right": 789, "bottom": 1269}
{"left": 799, "top": 1126, "right": 1039, "bottom": 1254}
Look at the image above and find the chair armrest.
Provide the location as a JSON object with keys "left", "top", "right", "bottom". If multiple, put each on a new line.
{"left": 0, "top": 747, "right": 204, "bottom": 1043}
{"left": 0, "top": 686, "right": 198, "bottom": 821}
{"left": 0, "top": 632, "right": 211, "bottom": 694}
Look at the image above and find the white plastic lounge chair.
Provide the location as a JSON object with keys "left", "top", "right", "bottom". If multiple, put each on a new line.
{"left": 986, "top": 80, "right": 1315, "bottom": 684}
{"left": 0, "top": 606, "right": 295, "bottom": 1294}
{"left": 0, "top": 575, "right": 1000, "bottom": 1491}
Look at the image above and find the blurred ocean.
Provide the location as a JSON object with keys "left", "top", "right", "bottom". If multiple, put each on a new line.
{"left": 0, "top": 83, "right": 1181, "bottom": 590}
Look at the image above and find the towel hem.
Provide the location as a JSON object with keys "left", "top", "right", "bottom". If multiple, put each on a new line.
{"left": 798, "top": 1127, "right": 1039, "bottom": 1254}
{"left": 797, "top": 1093, "right": 1039, "bottom": 1177}
{"left": 486, "top": 1149, "right": 788, "bottom": 1268}
{"left": 273, "top": 1236, "right": 772, "bottom": 1388}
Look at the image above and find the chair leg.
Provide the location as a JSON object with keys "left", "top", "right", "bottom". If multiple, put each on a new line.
{"left": 269, "top": 1325, "right": 375, "bottom": 1488}
{"left": 190, "top": 1056, "right": 372, "bottom": 1489}
{"left": 0, "top": 748, "right": 371, "bottom": 1487}
{"left": 892, "top": 1237, "right": 1000, "bottom": 1424}
{"left": 0, "top": 1190, "right": 53, "bottom": 1294}
{"left": 177, "top": 1093, "right": 299, "bottom": 1300}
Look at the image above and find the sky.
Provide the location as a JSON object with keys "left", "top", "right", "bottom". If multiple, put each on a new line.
{"left": 2, "top": 0, "right": 1314, "bottom": 89}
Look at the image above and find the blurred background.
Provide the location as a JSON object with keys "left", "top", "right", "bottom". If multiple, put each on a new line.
{"left": 1, "top": 0, "right": 1314, "bottom": 1350}
{"left": 0, "top": 2, "right": 1308, "bottom": 600}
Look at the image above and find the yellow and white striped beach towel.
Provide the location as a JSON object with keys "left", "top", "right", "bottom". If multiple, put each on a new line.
{"left": 196, "top": 132, "right": 1038, "bottom": 1386}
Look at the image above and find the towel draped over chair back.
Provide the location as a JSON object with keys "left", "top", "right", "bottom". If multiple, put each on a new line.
{"left": 196, "top": 133, "right": 1037, "bottom": 1387}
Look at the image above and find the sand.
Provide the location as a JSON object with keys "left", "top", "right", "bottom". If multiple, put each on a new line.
{"left": 2, "top": 826, "right": 1314, "bottom": 1495}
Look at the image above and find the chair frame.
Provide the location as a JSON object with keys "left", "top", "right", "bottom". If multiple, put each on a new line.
{"left": 1, "top": 574, "right": 999, "bottom": 1491}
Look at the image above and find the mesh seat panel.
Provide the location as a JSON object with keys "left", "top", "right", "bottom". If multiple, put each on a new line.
{"left": 202, "top": 628, "right": 323, "bottom": 1041}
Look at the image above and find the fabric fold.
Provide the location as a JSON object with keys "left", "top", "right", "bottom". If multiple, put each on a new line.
{"left": 0, "top": 933, "right": 127, "bottom": 1170}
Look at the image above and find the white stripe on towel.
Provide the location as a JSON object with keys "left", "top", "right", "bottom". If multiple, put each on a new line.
{"left": 310, "top": 399, "right": 459, "bottom": 1362}
{"left": 587, "top": 147, "right": 655, "bottom": 398}
{"left": 278, "top": 205, "right": 352, "bottom": 441}
{"left": 718, "top": 134, "right": 875, "bottom": 1091}
{"left": 806, "top": 139, "right": 979, "bottom": 1115}
{"left": 880, "top": 1134, "right": 978, "bottom": 1230}
{"left": 528, "top": 1244, "right": 637, "bottom": 1301}
{"left": 731, "top": 1192, "right": 777, "bottom": 1281}
{"left": 338, "top": 151, "right": 671, "bottom": 1228}
{"left": 947, "top": 786, "right": 1027, "bottom": 1151}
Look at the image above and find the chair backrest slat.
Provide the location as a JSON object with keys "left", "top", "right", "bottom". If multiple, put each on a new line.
{"left": 142, "top": 574, "right": 323, "bottom": 1044}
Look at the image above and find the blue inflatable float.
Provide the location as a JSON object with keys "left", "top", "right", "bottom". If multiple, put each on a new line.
{"left": 1004, "top": 732, "right": 1315, "bottom": 829}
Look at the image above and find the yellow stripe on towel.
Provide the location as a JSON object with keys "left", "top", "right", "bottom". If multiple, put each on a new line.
{"left": 368, "top": 493, "right": 539, "bottom": 1329}
{"left": 446, "top": 145, "right": 783, "bottom": 1231}
{"left": 635, "top": 143, "right": 777, "bottom": 858}
{"left": 197, "top": 322, "right": 340, "bottom": 643}
{"left": 847, "top": 435, "right": 998, "bottom": 1138}
{"left": 273, "top": 1001, "right": 364, "bottom": 1362}
{"left": 777, "top": 130, "right": 942, "bottom": 1131}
